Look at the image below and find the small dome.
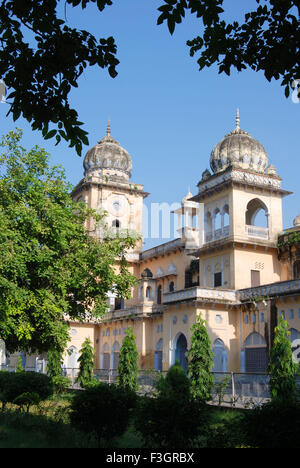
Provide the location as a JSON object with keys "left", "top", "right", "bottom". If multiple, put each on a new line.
{"left": 83, "top": 121, "right": 132, "bottom": 180}
{"left": 210, "top": 110, "right": 268, "bottom": 174}
{"left": 293, "top": 215, "right": 300, "bottom": 227}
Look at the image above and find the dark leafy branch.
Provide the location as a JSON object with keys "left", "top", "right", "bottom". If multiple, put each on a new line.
{"left": 157, "top": 0, "right": 300, "bottom": 99}
{"left": 0, "top": 0, "right": 118, "bottom": 155}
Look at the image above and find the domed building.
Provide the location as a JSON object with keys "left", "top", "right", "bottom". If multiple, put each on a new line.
{"left": 210, "top": 110, "right": 269, "bottom": 175}
{"left": 83, "top": 121, "right": 132, "bottom": 181}
{"left": 3, "top": 114, "right": 300, "bottom": 403}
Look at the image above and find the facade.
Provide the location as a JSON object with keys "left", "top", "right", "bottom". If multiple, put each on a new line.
{"left": 2, "top": 114, "right": 300, "bottom": 374}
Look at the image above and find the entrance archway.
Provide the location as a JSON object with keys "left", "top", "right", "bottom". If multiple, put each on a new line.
{"left": 174, "top": 333, "right": 188, "bottom": 372}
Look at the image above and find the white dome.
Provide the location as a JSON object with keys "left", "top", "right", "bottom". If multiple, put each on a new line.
{"left": 210, "top": 111, "right": 268, "bottom": 174}
{"left": 83, "top": 122, "right": 132, "bottom": 180}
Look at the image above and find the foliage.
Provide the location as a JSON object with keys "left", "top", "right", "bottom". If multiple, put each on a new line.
{"left": 51, "top": 375, "right": 71, "bottom": 394}
{"left": 75, "top": 338, "right": 95, "bottom": 388}
{"left": 213, "top": 374, "right": 231, "bottom": 406}
{"left": 0, "top": 130, "right": 137, "bottom": 354}
{"left": 117, "top": 328, "right": 139, "bottom": 392}
{"left": 46, "top": 349, "right": 63, "bottom": 380}
{"left": 134, "top": 362, "right": 207, "bottom": 448}
{"left": 244, "top": 399, "right": 300, "bottom": 448}
{"left": 267, "top": 317, "right": 298, "bottom": 402}
{"left": 13, "top": 391, "right": 41, "bottom": 413}
{"left": 156, "top": 360, "right": 190, "bottom": 400}
{"left": 70, "top": 383, "right": 136, "bottom": 447}
{"left": 0, "top": 371, "right": 53, "bottom": 408}
{"left": 157, "top": 0, "right": 300, "bottom": 99}
{"left": 0, "top": 0, "right": 118, "bottom": 155}
{"left": 187, "top": 316, "right": 214, "bottom": 401}
{"left": 15, "top": 357, "right": 24, "bottom": 373}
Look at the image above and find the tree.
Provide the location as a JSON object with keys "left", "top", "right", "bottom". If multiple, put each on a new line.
{"left": 71, "top": 383, "right": 136, "bottom": 447}
{"left": 117, "top": 328, "right": 139, "bottom": 392}
{"left": 267, "top": 316, "right": 298, "bottom": 401}
{"left": 157, "top": 0, "right": 300, "bottom": 99}
{"left": 76, "top": 337, "right": 95, "bottom": 388}
{"left": 187, "top": 315, "right": 214, "bottom": 401}
{"left": 0, "top": 129, "right": 137, "bottom": 354}
{"left": 0, "top": 0, "right": 118, "bottom": 155}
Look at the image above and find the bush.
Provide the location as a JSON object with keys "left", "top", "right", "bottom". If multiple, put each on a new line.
{"left": 0, "top": 371, "right": 53, "bottom": 409}
{"left": 134, "top": 362, "right": 208, "bottom": 448}
{"left": 70, "top": 383, "right": 136, "bottom": 447}
{"left": 244, "top": 399, "right": 300, "bottom": 448}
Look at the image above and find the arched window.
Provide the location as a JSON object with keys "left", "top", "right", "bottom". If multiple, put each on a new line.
{"left": 212, "top": 339, "right": 227, "bottom": 372}
{"left": 205, "top": 211, "right": 213, "bottom": 242}
{"left": 214, "top": 208, "right": 222, "bottom": 231}
{"left": 67, "top": 346, "right": 79, "bottom": 369}
{"left": 112, "top": 219, "right": 121, "bottom": 229}
{"left": 222, "top": 204, "right": 230, "bottom": 227}
{"left": 146, "top": 286, "right": 152, "bottom": 300}
{"left": 101, "top": 343, "right": 110, "bottom": 370}
{"left": 241, "top": 332, "right": 268, "bottom": 373}
{"left": 154, "top": 338, "right": 163, "bottom": 371}
{"left": 112, "top": 341, "right": 120, "bottom": 370}
{"left": 157, "top": 285, "right": 162, "bottom": 304}
{"left": 245, "top": 199, "right": 268, "bottom": 228}
{"left": 169, "top": 281, "right": 175, "bottom": 292}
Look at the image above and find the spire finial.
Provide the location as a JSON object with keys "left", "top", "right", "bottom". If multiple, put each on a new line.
{"left": 236, "top": 108, "right": 240, "bottom": 129}
{"left": 107, "top": 118, "right": 111, "bottom": 136}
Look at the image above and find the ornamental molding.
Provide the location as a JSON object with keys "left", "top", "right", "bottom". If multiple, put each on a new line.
{"left": 198, "top": 169, "right": 281, "bottom": 195}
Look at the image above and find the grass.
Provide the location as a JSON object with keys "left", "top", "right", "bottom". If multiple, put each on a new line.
{"left": 0, "top": 394, "right": 244, "bottom": 448}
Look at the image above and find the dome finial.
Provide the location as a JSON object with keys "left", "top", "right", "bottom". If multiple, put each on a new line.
{"left": 236, "top": 108, "right": 240, "bottom": 129}
{"left": 107, "top": 118, "right": 111, "bottom": 136}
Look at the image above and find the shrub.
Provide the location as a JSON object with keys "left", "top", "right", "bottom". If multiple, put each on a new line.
{"left": 187, "top": 316, "right": 214, "bottom": 401}
{"left": 75, "top": 338, "right": 95, "bottom": 388}
{"left": 244, "top": 399, "right": 300, "bottom": 448}
{"left": 117, "top": 328, "right": 139, "bottom": 392}
{"left": 134, "top": 362, "right": 208, "bottom": 448}
{"left": 70, "top": 383, "right": 136, "bottom": 447}
{"left": 0, "top": 371, "right": 53, "bottom": 407}
{"left": 267, "top": 317, "right": 298, "bottom": 402}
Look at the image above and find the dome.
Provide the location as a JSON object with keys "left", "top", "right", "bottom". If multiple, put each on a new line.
{"left": 83, "top": 121, "right": 132, "bottom": 180}
{"left": 293, "top": 215, "right": 300, "bottom": 227}
{"left": 210, "top": 110, "right": 268, "bottom": 174}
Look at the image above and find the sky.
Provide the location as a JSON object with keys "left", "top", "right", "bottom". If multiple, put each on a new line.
{"left": 0, "top": 0, "right": 299, "bottom": 250}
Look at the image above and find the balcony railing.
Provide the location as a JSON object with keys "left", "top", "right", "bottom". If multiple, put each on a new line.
{"left": 163, "top": 286, "right": 239, "bottom": 305}
{"left": 245, "top": 225, "right": 269, "bottom": 239}
{"left": 205, "top": 225, "right": 230, "bottom": 243}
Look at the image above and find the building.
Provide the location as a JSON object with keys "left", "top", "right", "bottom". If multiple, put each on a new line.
{"left": 2, "top": 114, "right": 300, "bottom": 374}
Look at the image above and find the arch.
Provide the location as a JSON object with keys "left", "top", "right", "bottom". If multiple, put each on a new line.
{"left": 141, "top": 268, "right": 153, "bottom": 279}
{"left": 212, "top": 339, "right": 227, "bottom": 372}
{"left": 245, "top": 198, "right": 269, "bottom": 228}
{"left": 101, "top": 343, "right": 110, "bottom": 370}
{"left": 154, "top": 338, "right": 163, "bottom": 371}
{"left": 222, "top": 204, "right": 230, "bottom": 227}
{"left": 214, "top": 208, "right": 222, "bottom": 231}
{"left": 154, "top": 267, "right": 164, "bottom": 278}
{"left": 112, "top": 219, "right": 121, "bottom": 229}
{"left": 205, "top": 211, "right": 212, "bottom": 234}
{"left": 112, "top": 341, "right": 120, "bottom": 370}
{"left": 157, "top": 284, "right": 162, "bottom": 304}
{"left": 146, "top": 286, "right": 152, "bottom": 300}
{"left": 67, "top": 346, "right": 79, "bottom": 369}
{"left": 172, "top": 333, "right": 188, "bottom": 372}
{"left": 169, "top": 281, "right": 175, "bottom": 292}
{"left": 241, "top": 332, "right": 268, "bottom": 373}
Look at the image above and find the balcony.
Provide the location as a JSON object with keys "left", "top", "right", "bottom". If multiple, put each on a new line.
{"left": 245, "top": 225, "right": 269, "bottom": 240}
{"left": 163, "top": 286, "right": 239, "bottom": 305}
{"left": 205, "top": 225, "right": 230, "bottom": 243}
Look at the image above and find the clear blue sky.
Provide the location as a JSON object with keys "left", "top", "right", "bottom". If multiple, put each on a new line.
{"left": 0, "top": 0, "right": 299, "bottom": 250}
